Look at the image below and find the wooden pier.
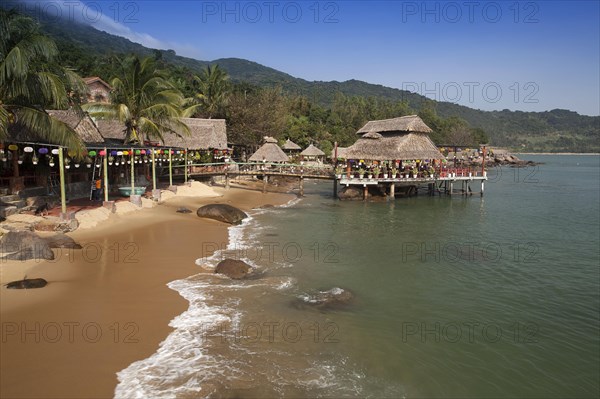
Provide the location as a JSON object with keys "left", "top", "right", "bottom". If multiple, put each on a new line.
{"left": 168, "top": 162, "right": 487, "bottom": 199}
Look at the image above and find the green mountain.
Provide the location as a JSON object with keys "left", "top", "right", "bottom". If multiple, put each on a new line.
{"left": 11, "top": 3, "right": 599, "bottom": 152}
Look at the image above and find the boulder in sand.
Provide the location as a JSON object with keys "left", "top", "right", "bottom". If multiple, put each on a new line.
{"left": 0, "top": 230, "right": 54, "bottom": 261}
{"left": 5, "top": 278, "right": 48, "bottom": 289}
{"left": 197, "top": 204, "right": 247, "bottom": 225}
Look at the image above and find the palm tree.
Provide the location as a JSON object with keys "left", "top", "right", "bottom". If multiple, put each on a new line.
{"left": 84, "top": 55, "right": 189, "bottom": 144}
{"left": 0, "top": 9, "right": 85, "bottom": 153}
{"left": 187, "top": 64, "right": 230, "bottom": 119}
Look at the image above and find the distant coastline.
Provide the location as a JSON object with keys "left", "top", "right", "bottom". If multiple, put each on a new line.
{"left": 515, "top": 152, "right": 600, "bottom": 155}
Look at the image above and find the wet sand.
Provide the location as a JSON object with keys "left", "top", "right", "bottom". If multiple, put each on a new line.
{"left": 0, "top": 186, "right": 293, "bottom": 399}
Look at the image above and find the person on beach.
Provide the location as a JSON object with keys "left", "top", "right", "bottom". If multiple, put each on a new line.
{"left": 93, "top": 178, "right": 103, "bottom": 201}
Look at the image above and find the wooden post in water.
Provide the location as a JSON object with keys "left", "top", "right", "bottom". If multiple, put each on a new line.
{"left": 299, "top": 177, "right": 304, "bottom": 197}
{"left": 449, "top": 181, "right": 453, "bottom": 196}
{"left": 389, "top": 183, "right": 395, "bottom": 200}
{"left": 363, "top": 184, "right": 368, "bottom": 201}
{"left": 481, "top": 181, "right": 485, "bottom": 197}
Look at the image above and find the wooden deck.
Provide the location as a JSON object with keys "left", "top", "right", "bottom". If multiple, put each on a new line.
{"left": 167, "top": 162, "right": 488, "bottom": 198}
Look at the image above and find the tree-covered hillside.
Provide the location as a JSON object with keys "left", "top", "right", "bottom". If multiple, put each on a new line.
{"left": 7, "top": 2, "right": 599, "bottom": 152}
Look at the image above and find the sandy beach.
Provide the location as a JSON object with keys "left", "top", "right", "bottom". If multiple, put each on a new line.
{"left": 0, "top": 184, "right": 293, "bottom": 399}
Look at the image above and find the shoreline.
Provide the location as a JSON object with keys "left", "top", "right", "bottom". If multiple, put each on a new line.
{"left": 514, "top": 152, "right": 600, "bottom": 155}
{"left": 0, "top": 184, "right": 294, "bottom": 399}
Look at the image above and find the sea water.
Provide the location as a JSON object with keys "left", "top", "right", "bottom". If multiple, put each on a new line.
{"left": 116, "top": 155, "right": 600, "bottom": 398}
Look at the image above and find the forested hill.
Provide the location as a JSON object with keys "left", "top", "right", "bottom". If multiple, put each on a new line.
{"left": 10, "top": 3, "right": 599, "bottom": 152}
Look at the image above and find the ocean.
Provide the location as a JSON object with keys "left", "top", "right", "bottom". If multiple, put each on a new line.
{"left": 115, "top": 154, "right": 600, "bottom": 398}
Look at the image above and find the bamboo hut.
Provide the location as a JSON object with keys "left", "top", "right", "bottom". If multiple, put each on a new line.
{"left": 282, "top": 139, "right": 302, "bottom": 153}
{"left": 249, "top": 137, "right": 289, "bottom": 163}
{"left": 300, "top": 144, "right": 326, "bottom": 164}
{"left": 344, "top": 115, "right": 444, "bottom": 161}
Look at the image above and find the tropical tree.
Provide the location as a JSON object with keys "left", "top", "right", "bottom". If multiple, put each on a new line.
{"left": 0, "top": 9, "right": 85, "bottom": 153}
{"left": 187, "top": 64, "right": 230, "bottom": 119}
{"left": 84, "top": 55, "right": 189, "bottom": 144}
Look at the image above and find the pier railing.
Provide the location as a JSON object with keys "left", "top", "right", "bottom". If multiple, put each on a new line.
{"left": 170, "top": 161, "right": 334, "bottom": 179}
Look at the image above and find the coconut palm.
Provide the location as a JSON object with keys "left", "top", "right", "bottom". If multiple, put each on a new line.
{"left": 0, "top": 9, "right": 85, "bottom": 153}
{"left": 84, "top": 55, "right": 189, "bottom": 144}
{"left": 186, "top": 64, "right": 230, "bottom": 119}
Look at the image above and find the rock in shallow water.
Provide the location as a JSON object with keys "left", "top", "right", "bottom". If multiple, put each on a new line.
{"left": 197, "top": 204, "right": 247, "bottom": 225}
{"left": 292, "top": 287, "right": 354, "bottom": 311}
{"left": 215, "top": 258, "right": 259, "bottom": 279}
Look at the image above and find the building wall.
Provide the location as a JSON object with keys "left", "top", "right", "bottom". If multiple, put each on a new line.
{"left": 87, "top": 82, "right": 111, "bottom": 103}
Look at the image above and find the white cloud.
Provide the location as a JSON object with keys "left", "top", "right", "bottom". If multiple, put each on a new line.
{"left": 17, "top": 0, "right": 202, "bottom": 59}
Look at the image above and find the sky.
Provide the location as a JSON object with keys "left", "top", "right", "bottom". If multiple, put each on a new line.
{"left": 16, "top": 0, "right": 600, "bottom": 115}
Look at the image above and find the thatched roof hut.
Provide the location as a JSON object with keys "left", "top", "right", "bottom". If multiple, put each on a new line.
{"left": 282, "top": 139, "right": 301, "bottom": 151}
{"left": 357, "top": 115, "right": 433, "bottom": 135}
{"left": 162, "top": 118, "right": 227, "bottom": 150}
{"left": 301, "top": 144, "right": 325, "bottom": 157}
{"left": 94, "top": 118, "right": 227, "bottom": 149}
{"left": 330, "top": 147, "right": 348, "bottom": 159}
{"left": 249, "top": 137, "right": 289, "bottom": 163}
{"left": 7, "top": 109, "right": 105, "bottom": 145}
{"left": 345, "top": 115, "right": 443, "bottom": 161}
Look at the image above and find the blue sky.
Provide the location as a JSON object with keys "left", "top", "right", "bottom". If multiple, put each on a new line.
{"left": 18, "top": 0, "right": 600, "bottom": 115}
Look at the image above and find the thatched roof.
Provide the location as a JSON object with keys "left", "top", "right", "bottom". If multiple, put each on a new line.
{"left": 94, "top": 119, "right": 125, "bottom": 140}
{"left": 330, "top": 146, "right": 348, "bottom": 159}
{"left": 162, "top": 118, "right": 227, "bottom": 149}
{"left": 301, "top": 144, "right": 325, "bottom": 157}
{"left": 94, "top": 118, "right": 227, "bottom": 149}
{"left": 47, "top": 110, "right": 106, "bottom": 144}
{"left": 357, "top": 115, "right": 433, "bottom": 135}
{"left": 7, "top": 109, "right": 105, "bottom": 144}
{"left": 263, "top": 136, "right": 278, "bottom": 144}
{"left": 249, "top": 142, "right": 290, "bottom": 163}
{"left": 344, "top": 132, "right": 444, "bottom": 161}
{"left": 282, "top": 139, "right": 301, "bottom": 150}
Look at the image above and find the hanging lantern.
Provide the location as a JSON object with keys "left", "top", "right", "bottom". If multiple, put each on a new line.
{"left": 51, "top": 148, "right": 59, "bottom": 155}
{"left": 32, "top": 154, "right": 39, "bottom": 165}
{"left": 110, "top": 150, "right": 118, "bottom": 156}
{"left": 108, "top": 156, "right": 114, "bottom": 166}
{"left": 88, "top": 150, "right": 97, "bottom": 157}
{"left": 49, "top": 157, "right": 55, "bottom": 167}
{"left": 8, "top": 144, "right": 18, "bottom": 151}
{"left": 99, "top": 150, "right": 107, "bottom": 157}
{"left": 135, "top": 149, "right": 141, "bottom": 155}
{"left": 1, "top": 149, "right": 6, "bottom": 162}
{"left": 17, "top": 155, "right": 24, "bottom": 165}
{"left": 24, "top": 146, "right": 33, "bottom": 153}
{"left": 117, "top": 151, "right": 123, "bottom": 156}
{"left": 74, "top": 162, "right": 80, "bottom": 168}
{"left": 39, "top": 148, "right": 49, "bottom": 155}
{"left": 123, "top": 150, "right": 129, "bottom": 156}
